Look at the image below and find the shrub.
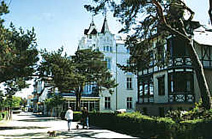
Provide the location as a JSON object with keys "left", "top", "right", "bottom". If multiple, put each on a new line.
{"left": 89, "top": 109, "right": 212, "bottom": 138}
{"left": 90, "top": 112, "right": 176, "bottom": 138}
{"left": 0, "top": 111, "right": 8, "bottom": 120}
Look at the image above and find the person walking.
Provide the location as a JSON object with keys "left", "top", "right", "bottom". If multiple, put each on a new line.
{"left": 82, "top": 107, "right": 89, "bottom": 129}
{"left": 65, "top": 107, "right": 73, "bottom": 131}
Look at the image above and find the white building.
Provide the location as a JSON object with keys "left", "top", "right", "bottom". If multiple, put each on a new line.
{"left": 33, "top": 17, "right": 138, "bottom": 113}
{"left": 76, "top": 17, "right": 137, "bottom": 112}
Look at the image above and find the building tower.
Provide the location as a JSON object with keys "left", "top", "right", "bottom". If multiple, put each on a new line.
{"left": 78, "top": 16, "right": 137, "bottom": 112}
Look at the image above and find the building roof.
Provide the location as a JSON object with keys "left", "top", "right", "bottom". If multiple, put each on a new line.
{"left": 101, "top": 16, "right": 110, "bottom": 33}
{"left": 193, "top": 26, "right": 212, "bottom": 46}
{"left": 84, "top": 18, "right": 98, "bottom": 35}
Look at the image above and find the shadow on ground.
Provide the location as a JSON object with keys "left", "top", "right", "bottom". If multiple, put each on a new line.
{"left": 0, "top": 126, "right": 48, "bottom": 130}
{"left": 1, "top": 132, "right": 48, "bottom": 139}
{"left": 1, "top": 129, "right": 109, "bottom": 139}
{"left": 56, "top": 130, "right": 107, "bottom": 138}
{"left": 18, "top": 118, "right": 60, "bottom": 122}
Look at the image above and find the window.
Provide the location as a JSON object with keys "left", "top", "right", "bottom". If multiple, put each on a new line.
{"left": 167, "top": 37, "right": 188, "bottom": 57}
{"left": 104, "top": 46, "right": 113, "bottom": 52}
{"left": 95, "top": 47, "right": 99, "bottom": 52}
{"left": 168, "top": 72, "right": 193, "bottom": 93}
{"left": 127, "top": 97, "right": 132, "bottom": 109}
{"left": 156, "top": 41, "right": 165, "bottom": 60}
{"left": 110, "top": 46, "right": 113, "bottom": 52}
{"left": 149, "top": 83, "right": 154, "bottom": 95}
{"left": 139, "top": 85, "right": 143, "bottom": 96}
{"left": 158, "top": 76, "right": 165, "bottom": 95}
{"left": 105, "top": 97, "right": 111, "bottom": 109}
{"left": 127, "top": 77, "right": 132, "bottom": 90}
{"left": 106, "top": 46, "right": 109, "bottom": 51}
{"left": 105, "top": 57, "right": 111, "bottom": 70}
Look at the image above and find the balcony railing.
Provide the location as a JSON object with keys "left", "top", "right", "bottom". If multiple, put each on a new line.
{"left": 168, "top": 92, "right": 194, "bottom": 103}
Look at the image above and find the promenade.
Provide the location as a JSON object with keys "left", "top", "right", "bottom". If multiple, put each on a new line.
{"left": 0, "top": 112, "right": 138, "bottom": 139}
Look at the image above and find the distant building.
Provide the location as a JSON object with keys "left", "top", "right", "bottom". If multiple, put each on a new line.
{"left": 136, "top": 26, "right": 212, "bottom": 116}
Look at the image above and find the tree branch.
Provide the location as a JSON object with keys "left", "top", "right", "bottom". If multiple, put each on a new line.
{"left": 152, "top": 0, "right": 190, "bottom": 42}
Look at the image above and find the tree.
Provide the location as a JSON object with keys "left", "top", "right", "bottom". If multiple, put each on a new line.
{"left": 0, "top": 1, "right": 39, "bottom": 94}
{"left": 72, "top": 49, "right": 117, "bottom": 110}
{"left": 39, "top": 47, "right": 76, "bottom": 92}
{"left": 85, "top": 0, "right": 212, "bottom": 109}
{"left": 44, "top": 94, "right": 65, "bottom": 117}
{"left": 39, "top": 48, "right": 116, "bottom": 110}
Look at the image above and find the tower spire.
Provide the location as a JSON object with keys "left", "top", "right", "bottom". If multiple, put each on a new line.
{"left": 101, "top": 9, "right": 110, "bottom": 33}
{"left": 91, "top": 14, "right": 94, "bottom": 26}
{"left": 84, "top": 15, "right": 97, "bottom": 35}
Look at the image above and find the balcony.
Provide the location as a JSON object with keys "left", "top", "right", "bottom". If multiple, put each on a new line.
{"left": 168, "top": 92, "right": 194, "bottom": 103}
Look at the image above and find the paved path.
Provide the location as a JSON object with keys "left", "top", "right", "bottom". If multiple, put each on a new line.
{"left": 0, "top": 112, "right": 138, "bottom": 139}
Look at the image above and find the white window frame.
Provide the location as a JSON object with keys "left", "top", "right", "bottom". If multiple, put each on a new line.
{"left": 127, "top": 97, "right": 132, "bottom": 109}
{"left": 105, "top": 97, "right": 111, "bottom": 109}
{"left": 105, "top": 57, "right": 112, "bottom": 70}
{"left": 127, "top": 77, "right": 133, "bottom": 90}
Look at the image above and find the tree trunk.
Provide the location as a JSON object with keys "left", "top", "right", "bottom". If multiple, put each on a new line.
{"left": 187, "top": 41, "right": 211, "bottom": 109}
{"left": 76, "top": 86, "right": 82, "bottom": 111}
{"left": 164, "top": 26, "right": 212, "bottom": 109}
{"left": 153, "top": 0, "right": 212, "bottom": 109}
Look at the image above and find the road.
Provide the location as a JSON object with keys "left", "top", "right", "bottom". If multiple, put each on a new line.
{"left": 0, "top": 112, "right": 138, "bottom": 139}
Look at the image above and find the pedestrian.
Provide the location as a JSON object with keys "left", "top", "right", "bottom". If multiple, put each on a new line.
{"left": 82, "top": 107, "right": 89, "bottom": 129}
{"left": 65, "top": 107, "right": 73, "bottom": 131}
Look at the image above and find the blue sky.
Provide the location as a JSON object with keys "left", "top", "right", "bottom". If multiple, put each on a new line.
{"left": 2, "top": 0, "right": 211, "bottom": 56}
{"left": 3, "top": 0, "right": 122, "bottom": 55}
{"left": 2, "top": 0, "right": 210, "bottom": 98}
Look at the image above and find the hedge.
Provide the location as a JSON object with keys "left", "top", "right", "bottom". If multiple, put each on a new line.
{"left": 89, "top": 112, "right": 176, "bottom": 138}
{"left": 89, "top": 112, "right": 212, "bottom": 139}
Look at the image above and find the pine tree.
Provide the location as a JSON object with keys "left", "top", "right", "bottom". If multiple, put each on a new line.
{"left": 85, "top": 0, "right": 212, "bottom": 109}
{"left": 39, "top": 48, "right": 116, "bottom": 110}
{"left": 0, "top": 2, "right": 39, "bottom": 95}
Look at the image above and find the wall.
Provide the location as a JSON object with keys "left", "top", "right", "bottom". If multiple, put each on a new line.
{"left": 153, "top": 71, "right": 169, "bottom": 103}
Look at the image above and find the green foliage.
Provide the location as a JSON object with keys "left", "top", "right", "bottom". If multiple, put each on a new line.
{"left": 3, "top": 96, "right": 22, "bottom": 108}
{"left": 0, "top": 2, "right": 39, "bottom": 97}
{"left": 45, "top": 94, "right": 65, "bottom": 109}
{"left": 85, "top": 0, "right": 198, "bottom": 74}
{"left": 40, "top": 48, "right": 117, "bottom": 110}
{"left": 90, "top": 112, "right": 176, "bottom": 138}
{"left": 0, "top": 23, "right": 39, "bottom": 84}
{"left": 90, "top": 111, "right": 212, "bottom": 138}
{"left": 0, "top": 111, "right": 8, "bottom": 121}
{"left": 39, "top": 47, "right": 76, "bottom": 93}
{"left": 72, "top": 49, "right": 117, "bottom": 92}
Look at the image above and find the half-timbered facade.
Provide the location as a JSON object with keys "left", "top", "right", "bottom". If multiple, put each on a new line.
{"left": 136, "top": 27, "right": 212, "bottom": 116}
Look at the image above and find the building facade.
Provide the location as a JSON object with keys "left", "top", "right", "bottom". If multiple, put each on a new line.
{"left": 136, "top": 27, "right": 212, "bottom": 116}
{"left": 33, "top": 17, "right": 138, "bottom": 113}
{"left": 76, "top": 17, "right": 137, "bottom": 112}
